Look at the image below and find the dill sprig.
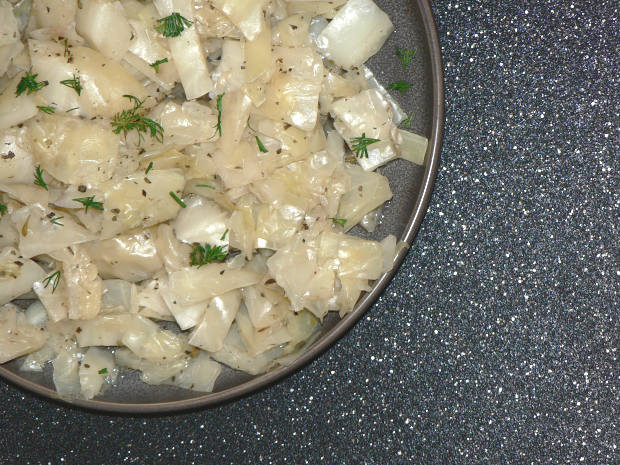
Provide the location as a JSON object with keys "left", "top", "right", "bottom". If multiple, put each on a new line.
{"left": 50, "top": 215, "right": 64, "bottom": 226}
{"left": 213, "top": 93, "right": 224, "bottom": 137}
{"left": 155, "top": 13, "right": 192, "bottom": 38}
{"left": 98, "top": 368, "right": 108, "bottom": 375}
{"left": 60, "top": 73, "right": 82, "bottom": 95}
{"left": 189, "top": 243, "right": 227, "bottom": 267}
{"left": 220, "top": 228, "right": 229, "bottom": 241}
{"left": 43, "top": 270, "right": 62, "bottom": 293}
{"left": 0, "top": 203, "right": 7, "bottom": 216}
{"left": 350, "top": 133, "right": 380, "bottom": 158}
{"left": 395, "top": 46, "right": 417, "bottom": 70}
{"left": 73, "top": 196, "right": 103, "bottom": 213}
{"left": 169, "top": 191, "right": 186, "bottom": 208}
{"left": 150, "top": 58, "right": 169, "bottom": 72}
{"left": 145, "top": 161, "right": 154, "bottom": 175}
{"left": 400, "top": 112, "right": 414, "bottom": 129}
{"left": 37, "top": 105, "right": 56, "bottom": 114}
{"left": 256, "top": 136, "right": 268, "bottom": 153}
{"left": 330, "top": 217, "right": 347, "bottom": 228}
{"left": 196, "top": 184, "right": 216, "bottom": 189}
{"left": 111, "top": 95, "right": 163, "bottom": 145}
{"left": 16, "top": 72, "right": 48, "bottom": 97}
{"left": 63, "top": 38, "right": 69, "bottom": 57}
{"left": 34, "top": 166, "right": 48, "bottom": 190}
{"left": 388, "top": 80, "right": 412, "bottom": 94}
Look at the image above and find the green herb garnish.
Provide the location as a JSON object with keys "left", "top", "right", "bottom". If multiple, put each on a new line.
{"left": 256, "top": 136, "right": 268, "bottom": 153}
{"left": 220, "top": 228, "right": 229, "bottom": 241}
{"left": 400, "top": 113, "right": 414, "bottom": 129}
{"left": 60, "top": 73, "right": 82, "bottom": 95}
{"left": 98, "top": 368, "right": 108, "bottom": 375}
{"left": 169, "top": 191, "right": 186, "bottom": 208}
{"left": 189, "top": 243, "right": 227, "bottom": 267}
{"left": 145, "top": 161, "right": 154, "bottom": 175}
{"left": 66, "top": 107, "right": 80, "bottom": 113}
{"left": 37, "top": 105, "right": 56, "bottom": 114}
{"left": 64, "top": 38, "right": 69, "bottom": 57}
{"left": 43, "top": 270, "right": 62, "bottom": 293}
{"left": 196, "top": 184, "right": 216, "bottom": 189}
{"left": 34, "top": 166, "right": 48, "bottom": 191}
{"left": 111, "top": 95, "right": 164, "bottom": 145}
{"left": 150, "top": 58, "right": 169, "bottom": 72}
{"left": 213, "top": 93, "right": 224, "bottom": 137}
{"left": 350, "top": 133, "right": 380, "bottom": 158}
{"left": 330, "top": 217, "right": 347, "bottom": 228}
{"left": 395, "top": 46, "right": 416, "bottom": 70}
{"left": 388, "top": 80, "right": 412, "bottom": 94}
{"left": 73, "top": 196, "right": 103, "bottom": 213}
{"left": 0, "top": 203, "right": 7, "bottom": 216}
{"left": 16, "top": 72, "right": 48, "bottom": 97}
{"left": 155, "top": 13, "right": 192, "bottom": 38}
{"left": 50, "top": 216, "right": 64, "bottom": 226}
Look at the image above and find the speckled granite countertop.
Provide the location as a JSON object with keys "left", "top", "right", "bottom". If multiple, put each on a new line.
{"left": 1, "top": 1, "right": 617, "bottom": 463}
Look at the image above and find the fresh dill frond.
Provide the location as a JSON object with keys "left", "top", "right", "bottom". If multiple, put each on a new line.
{"left": 37, "top": 105, "right": 56, "bottom": 114}
{"left": 60, "top": 73, "right": 82, "bottom": 95}
{"left": 98, "top": 368, "right": 108, "bottom": 375}
{"left": 350, "top": 133, "right": 380, "bottom": 158}
{"left": 395, "top": 46, "right": 417, "bottom": 70}
{"left": 50, "top": 216, "right": 64, "bottom": 226}
{"left": 196, "top": 184, "right": 216, "bottom": 189}
{"left": 169, "top": 191, "right": 186, "bottom": 208}
{"left": 15, "top": 72, "right": 48, "bottom": 97}
{"left": 73, "top": 196, "right": 104, "bottom": 213}
{"left": 34, "top": 166, "right": 48, "bottom": 190}
{"left": 155, "top": 13, "right": 192, "bottom": 38}
{"left": 63, "top": 38, "right": 69, "bottom": 57}
{"left": 149, "top": 58, "right": 169, "bottom": 72}
{"left": 388, "top": 80, "right": 412, "bottom": 94}
{"left": 189, "top": 243, "right": 228, "bottom": 267}
{"left": 330, "top": 217, "right": 347, "bottom": 228}
{"left": 213, "top": 93, "right": 224, "bottom": 137}
{"left": 400, "top": 112, "right": 414, "bottom": 129}
{"left": 145, "top": 161, "right": 154, "bottom": 175}
{"left": 256, "top": 136, "right": 268, "bottom": 153}
{"left": 0, "top": 203, "right": 7, "bottom": 216}
{"left": 220, "top": 228, "right": 229, "bottom": 241}
{"left": 43, "top": 270, "right": 62, "bottom": 293}
{"left": 66, "top": 107, "right": 80, "bottom": 113}
{"left": 111, "top": 95, "right": 164, "bottom": 145}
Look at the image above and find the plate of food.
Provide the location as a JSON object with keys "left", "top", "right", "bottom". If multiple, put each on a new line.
{"left": 0, "top": 0, "right": 443, "bottom": 412}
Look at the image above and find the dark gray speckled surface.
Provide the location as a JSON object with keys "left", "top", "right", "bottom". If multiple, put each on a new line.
{"left": 1, "top": 0, "right": 618, "bottom": 463}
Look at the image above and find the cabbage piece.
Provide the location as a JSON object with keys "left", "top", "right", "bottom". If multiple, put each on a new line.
{"left": 33, "top": 273, "right": 69, "bottom": 323}
{"left": 164, "top": 351, "right": 221, "bottom": 392}
{"left": 193, "top": 1, "right": 237, "bottom": 38}
{"left": 25, "top": 301, "right": 48, "bottom": 327}
{"left": 330, "top": 88, "right": 399, "bottom": 171}
{"left": 76, "top": 0, "right": 133, "bottom": 62}
{"left": 189, "top": 290, "right": 241, "bottom": 352}
{"left": 0, "top": 182, "right": 49, "bottom": 207}
{"left": 78, "top": 347, "right": 117, "bottom": 399}
{"left": 28, "top": 39, "right": 148, "bottom": 118}
{"left": 242, "top": 285, "right": 290, "bottom": 330}
{"left": 31, "top": 0, "right": 78, "bottom": 29}
{"left": 27, "top": 114, "right": 120, "bottom": 185}
{"left": 0, "top": 0, "right": 19, "bottom": 47}
{"left": 336, "top": 164, "right": 392, "bottom": 230}
{"left": 136, "top": 273, "right": 174, "bottom": 321}
{"left": 208, "top": 322, "right": 282, "bottom": 375}
{"left": 273, "top": 14, "right": 311, "bottom": 47}
{"left": 100, "top": 169, "right": 185, "bottom": 237}
{"left": 228, "top": 194, "right": 256, "bottom": 259}
{"left": 153, "top": 0, "right": 213, "bottom": 100}
{"left": 157, "top": 101, "right": 218, "bottom": 148}
{"left": 235, "top": 307, "right": 291, "bottom": 357}
{"left": 0, "top": 74, "right": 38, "bottom": 131}
{"left": 172, "top": 196, "right": 230, "bottom": 247}
{"left": 10, "top": 204, "right": 95, "bottom": 258}
{"left": 75, "top": 313, "right": 151, "bottom": 347}
{"left": 252, "top": 116, "right": 326, "bottom": 160}
{"left": 0, "top": 247, "right": 46, "bottom": 306}
{"left": 168, "top": 263, "right": 262, "bottom": 305}
{"left": 217, "top": 91, "right": 251, "bottom": 155}
{"left": 0, "top": 40, "right": 24, "bottom": 77}
{"left": 260, "top": 46, "right": 323, "bottom": 131}
{"left": 157, "top": 274, "right": 208, "bottom": 330}
{"left": 244, "top": 21, "right": 273, "bottom": 83}
{"left": 315, "top": 0, "right": 393, "bottom": 69}
{"left": 0, "top": 127, "right": 35, "bottom": 184}
{"left": 254, "top": 203, "right": 304, "bottom": 250}
{"left": 51, "top": 337, "right": 82, "bottom": 398}
{"left": 115, "top": 347, "right": 187, "bottom": 385}
{"left": 211, "top": 0, "right": 270, "bottom": 41}
{"left": 396, "top": 129, "right": 428, "bottom": 165}
{"left": 0, "top": 304, "right": 48, "bottom": 364}
{"left": 51, "top": 245, "right": 103, "bottom": 320}
{"left": 210, "top": 38, "right": 245, "bottom": 96}
{"left": 287, "top": 1, "right": 347, "bottom": 18}
{"left": 101, "top": 279, "right": 137, "bottom": 313}
{"left": 82, "top": 230, "right": 163, "bottom": 282}
{"left": 154, "top": 224, "right": 191, "bottom": 272}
